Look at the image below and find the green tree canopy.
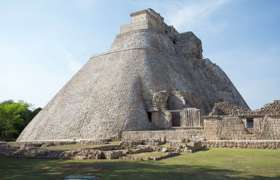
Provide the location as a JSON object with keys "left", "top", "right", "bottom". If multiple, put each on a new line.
{"left": 0, "top": 100, "right": 41, "bottom": 141}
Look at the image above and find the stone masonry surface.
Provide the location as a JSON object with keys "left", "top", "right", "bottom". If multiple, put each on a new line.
{"left": 17, "top": 9, "right": 249, "bottom": 142}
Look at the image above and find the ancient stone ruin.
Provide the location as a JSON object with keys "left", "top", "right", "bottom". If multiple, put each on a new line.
{"left": 16, "top": 9, "right": 280, "bottom": 150}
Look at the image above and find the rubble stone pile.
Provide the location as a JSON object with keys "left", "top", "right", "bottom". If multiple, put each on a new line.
{"left": 209, "top": 101, "right": 250, "bottom": 116}
{"left": 255, "top": 100, "right": 280, "bottom": 115}
{"left": 0, "top": 140, "right": 206, "bottom": 160}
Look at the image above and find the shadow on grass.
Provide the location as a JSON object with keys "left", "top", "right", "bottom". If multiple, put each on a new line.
{"left": 0, "top": 156, "right": 279, "bottom": 180}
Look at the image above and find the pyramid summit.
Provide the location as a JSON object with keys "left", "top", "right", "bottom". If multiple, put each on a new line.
{"left": 17, "top": 9, "right": 249, "bottom": 142}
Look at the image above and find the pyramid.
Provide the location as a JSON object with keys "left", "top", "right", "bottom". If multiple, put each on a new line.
{"left": 17, "top": 9, "right": 249, "bottom": 142}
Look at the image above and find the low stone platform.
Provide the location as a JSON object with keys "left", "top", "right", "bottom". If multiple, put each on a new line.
{"left": 122, "top": 128, "right": 204, "bottom": 142}
{"left": 204, "top": 140, "right": 280, "bottom": 149}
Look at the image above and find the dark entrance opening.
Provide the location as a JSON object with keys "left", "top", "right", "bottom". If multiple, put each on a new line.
{"left": 246, "top": 118, "right": 254, "bottom": 128}
{"left": 171, "top": 112, "right": 180, "bottom": 127}
{"left": 147, "top": 112, "right": 152, "bottom": 122}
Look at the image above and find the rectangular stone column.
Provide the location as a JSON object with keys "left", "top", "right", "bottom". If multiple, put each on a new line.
{"left": 180, "top": 108, "right": 201, "bottom": 127}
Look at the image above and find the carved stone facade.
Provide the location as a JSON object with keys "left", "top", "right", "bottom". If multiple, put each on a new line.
{"left": 147, "top": 90, "right": 202, "bottom": 129}
{"left": 124, "top": 100, "right": 280, "bottom": 144}
{"left": 204, "top": 101, "right": 280, "bottom": 140}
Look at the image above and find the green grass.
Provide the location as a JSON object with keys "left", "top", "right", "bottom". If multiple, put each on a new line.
{"left": 1, "top": 148, "right": 280, "bottom": 180}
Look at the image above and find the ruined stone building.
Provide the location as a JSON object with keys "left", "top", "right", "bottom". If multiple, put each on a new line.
{"left": 17, "top": 9, "right": 280, "bottom": 145}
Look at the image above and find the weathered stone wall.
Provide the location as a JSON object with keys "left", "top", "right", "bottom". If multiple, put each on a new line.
{"left": 122, "top": 128, "right": 204, "bottom": 142}
{"left": 204, "top": 140, "right": 280, "bottom": 149}
{"left": 203, "top": 117, "right": 220, "bottom": 140}
{"left": 175, "top": 32, "right": 202, "bottom": 59}
{"left": 149, "top": 108, "right": 202, "bottom": 129}
{"left": 204, "top": 115, "right": 280, "bottom": 140}
{"left": 204, "top": 116, "right": 253, "bottom": 140}
{"left": 150, "top": 111, "right": 171, "bottom": 129}
{"left": 254, "top": 116, "right": 280, "bottom": 139}
{"left": 180, "top": 108, "right": 201, "bottom": 127}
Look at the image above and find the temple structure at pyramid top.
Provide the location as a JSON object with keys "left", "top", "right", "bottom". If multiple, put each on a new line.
{"left": 120, "top": 8, "right": 171, "bottom": 34}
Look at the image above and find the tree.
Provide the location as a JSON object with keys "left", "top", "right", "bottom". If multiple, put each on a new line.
{"left": 0, "top": 100, "right": 41, "bottom": 141}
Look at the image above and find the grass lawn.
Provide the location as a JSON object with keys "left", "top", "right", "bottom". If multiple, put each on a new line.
{"left": 1, "top": 148, "right": 280, "bottom": 180}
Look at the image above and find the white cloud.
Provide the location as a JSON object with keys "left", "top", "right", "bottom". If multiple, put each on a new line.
{"left": 165, "top": 0, "right": 230, "bottom": 31}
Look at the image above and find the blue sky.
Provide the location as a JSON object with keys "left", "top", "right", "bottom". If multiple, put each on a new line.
{"left": 0, "top": 0, "right": 279, "bottom": 110}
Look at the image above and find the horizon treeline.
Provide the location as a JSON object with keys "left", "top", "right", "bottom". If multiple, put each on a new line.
{"left": 0, "top": 100, "right": 41, "bottom": 141}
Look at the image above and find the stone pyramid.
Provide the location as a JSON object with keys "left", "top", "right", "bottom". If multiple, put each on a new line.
{"left": 17, "top": 9, "right": 249, "bottom": 142}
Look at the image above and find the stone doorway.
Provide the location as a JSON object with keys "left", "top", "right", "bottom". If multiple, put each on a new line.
{"left": 171, "top": 112, "right": 181, "bottom": 127}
